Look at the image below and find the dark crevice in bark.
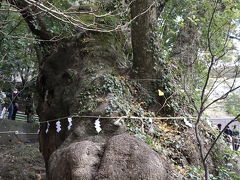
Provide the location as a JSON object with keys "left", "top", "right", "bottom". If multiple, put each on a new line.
{"left": 95, "top": 143, "right": 108, "bottom": 175}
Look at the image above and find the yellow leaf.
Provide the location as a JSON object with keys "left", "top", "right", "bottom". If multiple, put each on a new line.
{"left": 158, "top": 89, "right": 164, "bottom": 96}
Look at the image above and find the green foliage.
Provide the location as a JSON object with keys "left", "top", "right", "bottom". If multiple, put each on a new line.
{"left": 48, "top": 0, "right": 72, "bottom": 9}
{"left": 186, "top": 166, "right": 204, "bottom": 180}
{"left": 211, "top": 137, "right": 240, "bottom": 180}
{"left": 210, "top": 166, "right": 240, "bottom": 180}
{"left": 156, "top": 0, "right": 240, "bottom": 115}
{"left": 76, "top": 67, "right": 130, "bottom": 114}
{"left": 84, "top": 74, "right": 132, "bottom": 115}
{"left": 0, "top": 5, "right": 38, "bottom": 89}
{"left": 225, "top": 93, "right": 240, "bottom": 116}
{"left": 185, "top": 165, "right": 240, "bottom": 180}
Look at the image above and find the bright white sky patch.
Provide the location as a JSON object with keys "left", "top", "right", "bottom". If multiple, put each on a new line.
{"left": 175, "top": 16, "right": 183, "bottom": 23}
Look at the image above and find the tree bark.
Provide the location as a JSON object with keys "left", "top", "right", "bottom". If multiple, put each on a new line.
{"left": 130, "top": 0, "right": 157, "bottom": 79}
{"left": 8, "top": 0, "right": 53, "bottom": 41}
{"left": 130, "top": 0, "right": 168, "bottom": 79}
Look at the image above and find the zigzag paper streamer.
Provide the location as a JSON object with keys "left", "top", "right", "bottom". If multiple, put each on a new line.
{"left": 56, "top": 121, "right": 61, "bottom": 133}
{"left": 45, "top": 122, "right": 50, "bottom": 134}
{"left": 184, "top": 118, "right": 192, "bottom": 128}
{"left": 94, "top": 117, "right": 102, "bottom": 133}
{"left": 37, "top": 124, "right": 40, "bottom": 134}
{"left": 68, "top": 117, "right": 72, "bottom": 130}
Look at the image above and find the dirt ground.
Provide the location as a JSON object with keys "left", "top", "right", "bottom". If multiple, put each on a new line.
{"left": 0, "top": 143, "right": 45, "bottom": 180}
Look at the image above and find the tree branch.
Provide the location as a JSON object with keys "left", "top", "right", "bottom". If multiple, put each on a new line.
{"left": 8, "top": 0, "right": 54, "bottom": 41}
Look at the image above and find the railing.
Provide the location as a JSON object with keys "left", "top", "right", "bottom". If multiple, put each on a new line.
{"left": 15, "top": 112, "right": 39, "bottom": 122}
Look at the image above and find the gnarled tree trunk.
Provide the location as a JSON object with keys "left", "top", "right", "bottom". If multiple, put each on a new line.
{"left": 8, "top": 1, "right": 174, "bottom": 179}
{"left": 37, "top": 32, "right": 172, "bottom": 179}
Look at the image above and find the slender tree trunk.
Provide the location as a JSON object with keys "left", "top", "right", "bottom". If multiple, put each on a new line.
{"left": 130, "top": 0, "right": 157, "bottom": 79}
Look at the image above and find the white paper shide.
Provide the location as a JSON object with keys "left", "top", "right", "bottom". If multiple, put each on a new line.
{"left": 68, "top": 117, "right": 73, "bottom": 130}
{"left": 45, "top": 122, "right": 50, "bottom": 133}
{"left": 56, "top": 120, "right": 61, "bottom": 133}
{"left": 94, "top": 118, "right": 102, "bottom": 133}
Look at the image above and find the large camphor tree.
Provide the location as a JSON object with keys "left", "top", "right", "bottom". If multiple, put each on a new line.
{"left": 4, "top": 0, "right": 174, "bottom": 179}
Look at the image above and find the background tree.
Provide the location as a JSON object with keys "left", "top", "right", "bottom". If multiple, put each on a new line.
{"left": 131, "top": 0, "right": 168, "bottom": 78}
{"left": 170, "top": 0, "right": 240, "bottom": 179}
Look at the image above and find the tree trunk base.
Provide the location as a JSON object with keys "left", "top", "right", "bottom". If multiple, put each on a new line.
{"left": 49, "top": 133, "right": 170, "bottom": 180}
